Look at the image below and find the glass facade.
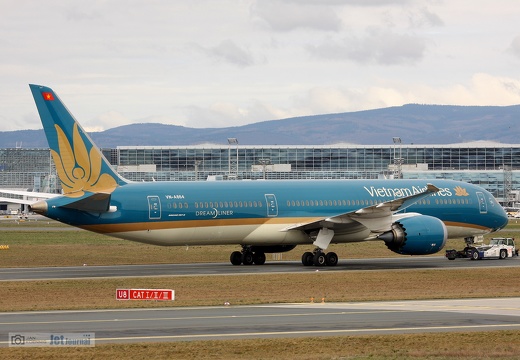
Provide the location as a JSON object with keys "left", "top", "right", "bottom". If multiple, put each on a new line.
{"left": 0, "top": 149, "right": 57, "bottom": 192}
{"left": 2, "top": 143, "right": 520, "bottom": 202}
{"left": 115, "top": 144, "right": 520, "bottom": 202}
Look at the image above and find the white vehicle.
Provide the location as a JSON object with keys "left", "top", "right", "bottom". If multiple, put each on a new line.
{"left": 469, "top": 237, "right": 517, "bottom": 260}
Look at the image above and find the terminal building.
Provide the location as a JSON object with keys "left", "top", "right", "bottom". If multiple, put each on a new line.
{"left": 2, "top": 141, "right": 520, "bottom": 212}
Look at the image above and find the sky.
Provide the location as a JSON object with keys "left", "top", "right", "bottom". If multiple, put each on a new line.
{"left": 1, "top": 0, "right": 520, "bottom": 133}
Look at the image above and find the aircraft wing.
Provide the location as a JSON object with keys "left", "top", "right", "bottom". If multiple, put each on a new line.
{"left": 0, "top": 190, "right": 59, "bottom": 206}
{"left": 0, "top": 196, "right": 40, "bottom": 206}
{"left": 282, "top": 183, "right": 440, "bottom": 235}
{"left": 0, "top": 189, "right": 59, "bottom": 199}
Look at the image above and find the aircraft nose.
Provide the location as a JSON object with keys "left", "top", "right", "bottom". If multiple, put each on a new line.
{"left": 495, "top": 206, "right": 509, "bottom": 231}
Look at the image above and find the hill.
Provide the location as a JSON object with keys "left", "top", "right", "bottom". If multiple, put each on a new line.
{"left": 1, "top": 104, "right": 519, "bottom": 148}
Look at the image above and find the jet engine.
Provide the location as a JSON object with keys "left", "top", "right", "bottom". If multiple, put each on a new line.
{"left": 378, "top": 215, "right": 447, "bottom": 255}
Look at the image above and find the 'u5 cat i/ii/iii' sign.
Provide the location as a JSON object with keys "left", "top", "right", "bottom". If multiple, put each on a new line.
{"left": 116, "top": 289, "right": 174, "bottom": 301}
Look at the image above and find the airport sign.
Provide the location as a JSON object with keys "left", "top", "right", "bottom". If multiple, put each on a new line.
{"left": 116, "top": 289, "right": 174, "bottom": 301}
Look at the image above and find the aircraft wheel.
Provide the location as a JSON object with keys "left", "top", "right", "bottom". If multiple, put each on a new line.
{"left": 325, "top": 252, "right": 338, "bottom": 266}
{"left": 253, "top": 252, "right": 266, "bottom": 265}
{"left": 313, "top": 252, "right": 327, "bottom": 266}
{"left": 302, "top": 252, "right": 314, "bottom": 266}
{"left": 230, "top": 251, "right": 242, "bottom": 265}
{"left": 499, "top": 249, "right": 507, "bottom": 259}
{"left": 242, "top": 252, "right": 254, "bottom": 265}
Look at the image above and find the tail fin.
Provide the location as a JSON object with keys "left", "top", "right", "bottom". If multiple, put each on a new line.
{"left": 29, "top": 84, "right": 128, "bottom": 197}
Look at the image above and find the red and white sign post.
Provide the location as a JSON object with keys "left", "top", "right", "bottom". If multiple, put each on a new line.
{"left": 116, "top": 289, "right": 175, "bottom": 301}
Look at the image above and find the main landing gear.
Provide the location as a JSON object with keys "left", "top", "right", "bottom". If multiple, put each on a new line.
{"left": 301, "top": 227, "right": 338, "bottom": 266}
{"left": 230, "top": 246, "right": 266, "bottom": 265}
{"left": 301, "top": 249, "right": 338, "bottom": 267}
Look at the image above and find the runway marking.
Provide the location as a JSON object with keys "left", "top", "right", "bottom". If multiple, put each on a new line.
{"left": 0, "top": 309, "right": 403, "bottom": 326}
{"left": 274, "top": 300, "right": 520, "bottom": 316}
{"left": 3, "top": 323, "right": 519, "bottom": 345}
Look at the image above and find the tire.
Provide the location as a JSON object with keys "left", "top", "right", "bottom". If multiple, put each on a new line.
{"left": 313, "top": 252, "right": 326, "bottom": 266}
{"left": 471, "top": 249, "right": 480, "bottom": 260}
{"left": 302, "top": 252, "right": 314, "bottom": 266}
{"left": 253, "top": 252, "right": 266, "bottom": 265}
{"left": 325, "top": 252, "right": 338, "bottom": 266}
{"left": 242, "top": 252, "right": 254, "bottom": 265}
{"left": 230, "top": 251, "right": 242, "bottom": 265}
{"left": 499, "top": 249, "right": 507, "bottom": 260}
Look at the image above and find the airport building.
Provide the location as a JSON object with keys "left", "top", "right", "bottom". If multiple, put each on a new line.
{"left": 2, "top": 141, "right": 520, "bottom": 212}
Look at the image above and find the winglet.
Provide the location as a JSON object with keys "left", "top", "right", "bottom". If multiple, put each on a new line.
{"left": 426, "top": 183, "right": 440, "bottom": 193}
{"left": 29, "top": 84, "right": 128, "bottom": 197}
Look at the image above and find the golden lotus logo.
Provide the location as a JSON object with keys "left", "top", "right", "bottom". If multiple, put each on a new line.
{"left": 454, "top": 186, "right": 469, "bottom": 196}
{"left": 51, "top": 123, "right": 118, "bottom": 197}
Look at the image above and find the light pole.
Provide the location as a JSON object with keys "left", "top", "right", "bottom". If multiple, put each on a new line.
{"left": 392, "top": 137, "right": 402, "bottom": 179}
{"left": 194, "top": 160, "right": 202, "bottom": 181}
{"left": 227, "top": 138, "right": 238, "bottom": 180}
{"left": 258, "top": 158, "right": 271, "bottom": 180}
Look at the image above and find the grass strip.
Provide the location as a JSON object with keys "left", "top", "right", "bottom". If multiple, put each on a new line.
{"left": 1, "top": 267, "right": 520, "bottom": 311}
{"left": 2, "top": 331, "right": 520, "bottom": 360}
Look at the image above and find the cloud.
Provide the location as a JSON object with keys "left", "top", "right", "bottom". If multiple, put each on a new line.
{"left": 407, "top": 6, "right": 444, "bottom": 28}
{"left": 307, "top": 27, "right": 429, "bottom": 65}
{"left": 77, "top": 72, "right": 520, "bottom": 133}
{"left": 439, "top": 73, "right": 520, "bottom": 105}
{"left": 251, "top": 0, "right": 342, "bottom": 32}
{"left": 183, "top": 100, "right": 294, "bottom": 128}
{"left": 184, "top": 102, "right": 250, "bottom": 128}
{"left": 274, "top": 74, "right": 520, "bottom": 119}
{"left": 198, "top": 39, "right": 256, "bottom": 67}
{"left": 84, "top": 111, "right": 132, "bottom": 132}
{"left": 507, "top": 35, "right": 520, "bottom": 59}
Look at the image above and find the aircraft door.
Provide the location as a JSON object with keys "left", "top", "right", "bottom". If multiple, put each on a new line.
{"left": 147, "top": 195, "right": 162, "bottom": 219}
{"left": 265, "top": 194, "right": 278, "bottom": 217}
{"left": 476, "top": 192, "right": 487, "bottom": 214}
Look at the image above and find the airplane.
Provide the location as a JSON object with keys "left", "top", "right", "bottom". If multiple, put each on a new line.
{"left": 1, "top": 84, "right": 509, "bottom": 267}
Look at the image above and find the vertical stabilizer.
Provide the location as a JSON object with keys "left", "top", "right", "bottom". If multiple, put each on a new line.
{"left": 29, "top": 84, "right": 127, "bottom": 197}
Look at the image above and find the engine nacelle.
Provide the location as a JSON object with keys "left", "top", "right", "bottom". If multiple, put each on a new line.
{"left": 378, "top": 215, "right": 447, "bottom": 255}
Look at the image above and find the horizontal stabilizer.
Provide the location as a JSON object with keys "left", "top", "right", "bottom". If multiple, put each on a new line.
{"left": 61, "top": 192, "right": 112, "bottom": 212}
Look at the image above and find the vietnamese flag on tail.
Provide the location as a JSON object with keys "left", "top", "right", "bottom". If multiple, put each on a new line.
{"left": 42, "top": 92, "right": 54, "bottom": 101}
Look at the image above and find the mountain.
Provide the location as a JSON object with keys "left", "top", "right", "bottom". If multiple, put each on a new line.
{"left": 1, "top": 104, "right": 519, "bottom": 148}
